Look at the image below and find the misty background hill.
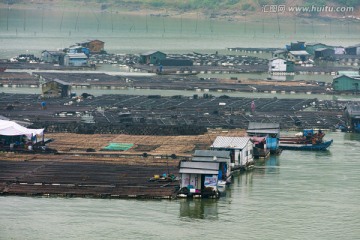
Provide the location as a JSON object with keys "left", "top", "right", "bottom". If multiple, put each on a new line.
{"left": 1, "top": 0, "right": 359, "bottom": 18}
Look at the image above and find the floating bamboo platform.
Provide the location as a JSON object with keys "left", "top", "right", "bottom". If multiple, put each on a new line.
{"left": 0, "top": 154, "right": 180, "bottom": 199}
{"left": 0, "top": 130, "right": 247, "bottom": 199}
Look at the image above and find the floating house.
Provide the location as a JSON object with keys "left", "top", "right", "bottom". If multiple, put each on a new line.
{"left": 305, "top": 42, "right": 329, "bottom": 55}
{"left": 64, "top": 53, "right": 88, "bottom": 67}
{"left": 345, "top": 44, "right": 360, "bottom": 55}
{"left": 210, "top": 136, "right": 254, "bottom": 171}
{"left": 178, "top": 161, "right": 220, "bottom": 198}
{"left": 247, "top": 122, "right": 280, "bottom": 156}
{"left": 42, "top": 79, "right": 71, "bottom": 98}
{"left": 178, "top": 150, "right": 232, "bottom": 197}
{"left": 344, "top": 104, "right": 360, "bottom": 133}
{"left": 288, "top": 51, "right": 310, "bottom": 63}
{"left": 77, "top": 40, "right": 105, "bottom": 54}
{"left": 41, "top": 50, "right": 65, "bottom": 65}
{"left": 139, "top": 51, "right": 167, "bottom": 65}
{"left": 314, "top": 48, "right": 335, "bottom": 59}
{"left": 269, "top": 58, "right": 294, "bottom": 73}
{"left": 332, "top": 74, "right": 360, "bottom": 92}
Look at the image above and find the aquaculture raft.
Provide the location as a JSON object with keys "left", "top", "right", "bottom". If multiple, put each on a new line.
{"left": 0, "top": 156, "right": 180, "bottom": 199}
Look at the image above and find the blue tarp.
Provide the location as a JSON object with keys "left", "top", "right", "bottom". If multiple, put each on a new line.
{"left": 266, "top": 137, "right": 278, "bottom": 151}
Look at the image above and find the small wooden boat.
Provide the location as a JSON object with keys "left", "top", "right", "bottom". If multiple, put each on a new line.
{"left": 279, "top": 129, "right": 333, "bottom": 151}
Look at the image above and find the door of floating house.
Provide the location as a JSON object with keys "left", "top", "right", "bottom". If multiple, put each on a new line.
{"left": 210, "top": 136, "right": 254, "bottom": 171}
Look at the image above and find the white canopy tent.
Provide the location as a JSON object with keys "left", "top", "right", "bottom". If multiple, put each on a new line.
{"left": 0, "top": 120, "right": 44, "bottom": 138}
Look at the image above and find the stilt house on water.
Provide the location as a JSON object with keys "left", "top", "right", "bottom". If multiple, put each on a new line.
{"left": 178, "top": 150, "right": 231, "bottom": 198}
{"left": 210, "top": 136, "right": 254, "bottom": 171}
{"left": 247, "top": 122, "right": 280, "bottom": 156}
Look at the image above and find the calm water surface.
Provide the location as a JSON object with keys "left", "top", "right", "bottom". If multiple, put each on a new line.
{"left": 1, "top": 132, "right": 359, "bottom": 239}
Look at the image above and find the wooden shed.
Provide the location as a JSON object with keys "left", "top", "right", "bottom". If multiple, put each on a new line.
{"left": 314, "top": 48, "right": 335, "bottom": 59}
{"left": 288, "top": 50, "right": 310, "bottom": 63}
{"left": 42, "top": 79, "right": 71, "bottom": 98}
{"left": 140, "top": 51, "right": 167, "bottom": 65}
{"left": 332, "top": 75, "right": 360, "bottom": 92}
{"left": 64, "top": 53, "right": 88, "bottom": 67}
{"left": 305, "top": 42, "right": 329, "bottom": 55}
{"left": 77, "top": 40, "right": 105, "bottom": 54}
{"left": 41, "top": 50, "right": 65, "bottom": 65}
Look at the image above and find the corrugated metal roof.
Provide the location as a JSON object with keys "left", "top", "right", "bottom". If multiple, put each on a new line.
{"left": 181, "top": 161, "right": 219, "bottom": 169}
{"left": 289, "top": 50, "right": 310, "bottom": 56}
{"left": 179, "top": 168, "right": 219, "bottom": 175}
{"left": 192, "top": 150, "right": 230, "bottom": 162}
{"left": 337, "top": 71, "right": 360, "bottom": 77}
{"left": 194, "top": 150, "right": 230, "bottom": 158}
{"left": 211, "top": 136, "right": 250, "bottom": 149}
{"left": 247, "top": 129, "right": 280, "bottom": 135}
{"left": 179, "top": 161, "right": 219, "bottom": 174}
{"left": 315, "top": 48, "right": 332, "bottom": 52}
{"left": 66, "top": 53, "right": 88, "bottom": 59}
{"left": 248, "top": 122, "right": 280, "bottom": 130}
{"left": 334, "top": 75, "right": 360, "bottom": 81}
{"left": 53, "top": 79, "right": 71, "bottom": 86}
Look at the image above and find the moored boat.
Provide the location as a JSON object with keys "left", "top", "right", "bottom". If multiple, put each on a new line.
{"left": 279, "top": 129, "right": 333, "bottom": 151}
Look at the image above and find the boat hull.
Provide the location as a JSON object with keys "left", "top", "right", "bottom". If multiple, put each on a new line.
{"left": 279, "top": 139, "right": 333, "bottom": 151}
